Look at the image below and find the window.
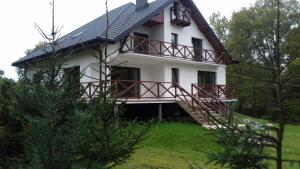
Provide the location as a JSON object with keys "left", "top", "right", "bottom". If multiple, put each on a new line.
{"left": 172, "top": 68, "right": 179, "bottom": 86}
{"left": 111, "top": 66, "right": 140, "bottom": 98}
{"left": 134, "top": 32, "right": 149, "bottom": 54}
{"left": 198, "top": 71, "right": 215, "bottom": 84}
{"left": 33, "top": 72, "right": 43, "bottom": 83}
{"left": 192, "top": 38, "right": 203, "bottom": 60}
{"left": 64, "top": 66, "right": 80, "bottom": 95}
{"left": 171, "top": 33, "right": 178, "bottom": 47}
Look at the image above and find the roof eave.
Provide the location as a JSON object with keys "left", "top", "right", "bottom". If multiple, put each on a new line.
{"left": 12, "top": 37, "right": 115, "bottom": 67}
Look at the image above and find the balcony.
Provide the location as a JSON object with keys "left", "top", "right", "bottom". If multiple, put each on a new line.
{"left": 121, "top": 36, "right": 227, "bottom": 64}
{"left": 170, "top": 4, "right": 191, "bottom": 27}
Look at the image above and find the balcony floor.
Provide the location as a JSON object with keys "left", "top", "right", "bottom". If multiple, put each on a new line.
{"left": 112, "top": 53, "right": 222, "bottom": 68}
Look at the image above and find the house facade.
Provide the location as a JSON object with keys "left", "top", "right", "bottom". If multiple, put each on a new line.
{"left": 13, "top": 0, "right": 236, "bottom": 124}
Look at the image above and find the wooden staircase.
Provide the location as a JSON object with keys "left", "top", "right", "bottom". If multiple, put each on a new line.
{"left": 177, "top": 101, "right": 208, "bottom": 124}
{"left": 175, "top": 84, "right": 232, "bottom": 125}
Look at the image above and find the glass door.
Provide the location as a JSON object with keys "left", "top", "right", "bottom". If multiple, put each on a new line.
{"left": 134, "top": 32, "right": 149, "bottom": 54}
{"left": 192, "top": 38, "right": 203, "bottom": 61}
{"left": 111, "top": 66, "right": 140, "bottom": 98}
{"left": 197, "top": 71, "right": 216, "bottom": 97}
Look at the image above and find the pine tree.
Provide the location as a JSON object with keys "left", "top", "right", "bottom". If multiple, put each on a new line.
{"left": 17, "top": 58, "right": 80, "bottom": 169}
{"left": 0, "top": 71, "right": 24, "bottom": 169}
{"left": 75, "top": 1, "right": 151, "bottom": 168}
{"left": 16, "top": 1, "right": 81, "bottom": 168}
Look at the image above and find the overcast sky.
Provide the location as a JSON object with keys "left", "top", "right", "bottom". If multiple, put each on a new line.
{"left": 0, "top": 0, "right": 256, "bottom": 79}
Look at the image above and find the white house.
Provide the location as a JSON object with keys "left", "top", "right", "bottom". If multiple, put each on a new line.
{"left": 12, "top": 0, "right": 237, "bottom": 124}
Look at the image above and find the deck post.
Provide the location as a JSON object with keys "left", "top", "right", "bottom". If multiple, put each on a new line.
{"left": 158, "top": 103, "right": 163, "bottom": 122}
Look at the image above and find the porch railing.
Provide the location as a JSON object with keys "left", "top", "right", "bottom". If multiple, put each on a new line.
{"left": 121, "top": 36, "right": 226, "bottom": 64}
{"left": 185, "top": 84, "right": 233, "bottom": 124}
{"left": 191, "top": 84, "right": 234, "bottom": 99}
{"left": 81, "top": 80, "right": 177, "bottom": 101}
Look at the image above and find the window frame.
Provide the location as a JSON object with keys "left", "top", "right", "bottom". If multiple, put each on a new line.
{"left": 197, "top": 71, "right": 216, "bottom": 85}
{"left": 172, "top": 68, "right": 180, "bottom": 86}
{"left": 63, "top": 66, "right": 81, "bottom": 94}
{"left": 171, "top": 33, "right": 178, "bottom": 48}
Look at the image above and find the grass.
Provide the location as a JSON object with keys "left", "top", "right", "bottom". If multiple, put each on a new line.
{"left": 117, "top": 122, "right": 220, "bottom": 169}
{"left": 116, "top": 115, "right": 300, "bottom": 169}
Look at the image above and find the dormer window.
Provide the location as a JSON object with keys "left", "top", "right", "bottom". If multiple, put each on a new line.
{"left": 170, "top": 2, "right": 191, "bottom": 27}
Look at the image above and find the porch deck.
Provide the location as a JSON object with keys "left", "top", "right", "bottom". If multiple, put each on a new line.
{"left": 81, "top": 80, "right": 235, "bottom": 124}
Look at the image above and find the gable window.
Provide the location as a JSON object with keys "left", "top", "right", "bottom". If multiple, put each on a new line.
{"left": 172, "top": 68, "right": 179, "bottom": 86}
{"left": 171, "top": 33, "right": 178, "bottom": 46}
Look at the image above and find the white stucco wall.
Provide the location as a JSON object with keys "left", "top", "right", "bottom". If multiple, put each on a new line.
{"left": 163, "top": 63, "right": 226, "bottom": 93}
{"left": 216, "top": 66, "right": 226, "bottom": 85}
{"left": 163, "top": 4, "right": 214, "bottom": 51}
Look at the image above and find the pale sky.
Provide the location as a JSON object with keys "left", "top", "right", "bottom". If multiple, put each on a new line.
{"left": 0, "top": 0, "right": 255, "bottom": 79}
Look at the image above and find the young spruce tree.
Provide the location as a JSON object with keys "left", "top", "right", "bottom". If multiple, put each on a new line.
{"left": 17, "top": 1, "right": 80, "bottom": 168}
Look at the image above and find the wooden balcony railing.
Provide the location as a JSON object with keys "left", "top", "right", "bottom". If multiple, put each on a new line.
{"left": 191, "top": 84, "right": 234, "bottom": 100}
{"left": 121, "top": 36, "right": 226, "bottom": 64}
{"left": 81, "top": 80, "right": 177, "bottom": 100}
{"left": 170, "top": 5, "right": 191, "bottom": 27}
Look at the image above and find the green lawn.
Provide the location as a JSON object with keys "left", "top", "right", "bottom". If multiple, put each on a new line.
{"left": 117, "top": 117, "right": 300, "bottom": 169}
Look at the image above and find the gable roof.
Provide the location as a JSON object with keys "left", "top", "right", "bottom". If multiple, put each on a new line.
{"left": 12, "top": 0, "right": 233, "bottom": 66}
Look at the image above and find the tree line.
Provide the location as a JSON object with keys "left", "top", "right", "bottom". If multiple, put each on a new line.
{"left": 207, "top": 0, "right": 300, "bottom": 169}
{"left": 210, "top": 0, "right": 300, "bottom": 122}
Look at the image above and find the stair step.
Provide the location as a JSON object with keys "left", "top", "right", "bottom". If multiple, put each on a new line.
{"left": 177, "top": 101, "right": 208, "bottom": 124}
{"left": 176, "top": 93, "right": 231, "bottom": 125}
{"left": 202, "top": 124, "right": 225, "bottom": 130}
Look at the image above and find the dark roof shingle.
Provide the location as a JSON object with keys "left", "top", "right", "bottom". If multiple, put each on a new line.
{"left": 13, "top": 0, "right": 173, "bottom": 66}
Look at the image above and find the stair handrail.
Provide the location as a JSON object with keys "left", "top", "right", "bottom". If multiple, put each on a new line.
{"left": 175, "top": 84, "right": 225, "bottom": 125}
{"left": 191, "top": 84, "right": 233, "bottom": 124}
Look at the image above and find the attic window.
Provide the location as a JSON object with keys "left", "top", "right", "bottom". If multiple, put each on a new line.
{"left": 71, "top": 29, "right": 87, "bottom": 39}
{"left": 58, "top": 36, "right": 69, "bottom": 43}
{"left": 71, "top": 32, "right": 83, "bottom": 39}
